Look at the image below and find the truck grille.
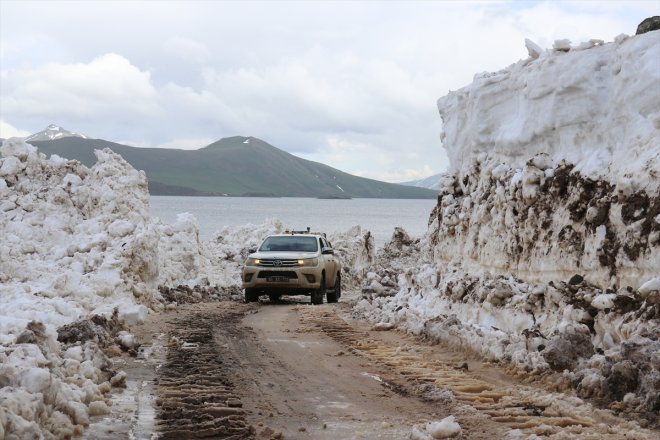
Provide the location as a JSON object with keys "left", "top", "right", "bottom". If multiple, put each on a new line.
{"left": 257, "top": 271, "right": 298, "bottom": 279}
{"left": 259, "top": 259, "right": 300, "bottom": 267}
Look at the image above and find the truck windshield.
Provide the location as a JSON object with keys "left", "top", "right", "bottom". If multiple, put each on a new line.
{"left": 259, "top": 236, "right": 318, "bottom": 252}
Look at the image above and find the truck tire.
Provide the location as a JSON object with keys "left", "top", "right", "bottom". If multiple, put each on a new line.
{"left": 327, "top": 275, "right": 340, "bottom": 303}
{"left": 245, "top": 288, "right": 259, "bottom": 303}
{"left": 312, "top": 275, "right": 325, "bottom": 305}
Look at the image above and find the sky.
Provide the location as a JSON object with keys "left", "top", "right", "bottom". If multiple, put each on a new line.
{"left": 0, "top": 1, "right": 657, "bottom": 182}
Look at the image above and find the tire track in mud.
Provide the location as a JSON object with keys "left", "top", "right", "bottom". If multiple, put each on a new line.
{"left": 300, "top": 308, "right": 655, "bottom": 440}
{"left": 155, "top": 305, "right": 254, "bottom": 439}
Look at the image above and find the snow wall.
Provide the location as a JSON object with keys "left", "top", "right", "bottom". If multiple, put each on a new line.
{"left": 434, "top": 31, "right": 659, "bottom": 290}
{"left": 355, "top": 31, "right": 660, "bottom": 426}
{"left": 0, "top": 139, "right": 205, "bottom": 439}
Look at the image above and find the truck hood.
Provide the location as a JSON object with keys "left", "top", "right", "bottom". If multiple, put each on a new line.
{"left": 249, "top": 251, "right": 318, "bottom": 259}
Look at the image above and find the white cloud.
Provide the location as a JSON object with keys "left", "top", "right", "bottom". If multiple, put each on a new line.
{"left": 0, "top": 120, "right": 30, "bottom": 138}
{"left": 2, "top": 54, "right": 160, "bottom": 119}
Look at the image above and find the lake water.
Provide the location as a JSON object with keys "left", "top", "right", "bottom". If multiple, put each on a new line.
{"left": 150, "top": 196, "right": 437, "bottom": 247}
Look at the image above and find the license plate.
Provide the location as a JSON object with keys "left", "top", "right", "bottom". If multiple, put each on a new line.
{"left": 267, "top": 276, "right": 289, "bottom": 282}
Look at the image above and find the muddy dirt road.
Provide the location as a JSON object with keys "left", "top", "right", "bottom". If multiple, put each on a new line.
{"left": 88, "top": 297, "right": 656, "bottom": 440}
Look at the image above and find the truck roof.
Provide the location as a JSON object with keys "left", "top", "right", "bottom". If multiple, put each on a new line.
{"left": 278, "top": 229, "right": 327, "bottom": 238}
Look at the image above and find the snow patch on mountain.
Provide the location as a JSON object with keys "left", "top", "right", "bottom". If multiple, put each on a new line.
{"left": 402, "top": 173, "right": 443, "bottom": 190}
{"left": 25, "top": 124, "right": 88, "bottom": 142}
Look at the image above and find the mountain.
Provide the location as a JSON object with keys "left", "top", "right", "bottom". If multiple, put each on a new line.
{"left": 25, "top": 124, "right": 88, "bottom": 142}
{"left": 401, "top": 173, "right": 443, "bottom": 190}
{"left": 28, "top": 135, "right": 438, "bottom": 199}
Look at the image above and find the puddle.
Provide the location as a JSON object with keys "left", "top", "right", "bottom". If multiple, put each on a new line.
{"left": 84, "top": 339, "right": 165, "bottom": 439}
{"left": 83, "top": 378, "right": 157, "bottom": 439}
{"left": 267, "top": 337, "right": 322, "bottom": 349}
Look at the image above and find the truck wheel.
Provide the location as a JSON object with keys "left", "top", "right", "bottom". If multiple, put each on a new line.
{"left": 312, "top": 275, "right": 325, "bottom": 305}
{"left": 245, "top": 288, "right": 259, "bottom": 303}
{"left": 326, "top": 275, "right": 340, "bottom": 303}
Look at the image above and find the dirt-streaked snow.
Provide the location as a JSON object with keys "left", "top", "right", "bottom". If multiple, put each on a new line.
{"left": 355, "top": 30, "right": 659, "bottom": 432}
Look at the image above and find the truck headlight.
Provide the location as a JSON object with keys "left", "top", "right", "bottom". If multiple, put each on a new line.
{"left": 245, "top": 258, "right": 260, "bottom": 266}
{"left": 297, "top": 258, "right": 318, "bottom": 266}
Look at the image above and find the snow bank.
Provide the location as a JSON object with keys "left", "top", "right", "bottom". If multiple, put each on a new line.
{"left": 0, "top": 138, "right": 233, "bottom": 439}
{"left": 0, "top": 139, "right": 161, "bottom": 438}
{"left": 0, "top": 138, "right": 161, "bottom": 341}
{"left": 355, "top": 31, "right": 660, "bottom": 425}
{"left": 328, "top": 225, "right": 375, "bottom": 290}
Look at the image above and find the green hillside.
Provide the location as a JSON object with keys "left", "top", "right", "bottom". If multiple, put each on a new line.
{"left": 30, "top": 136, "right": 437, "bottom": 199}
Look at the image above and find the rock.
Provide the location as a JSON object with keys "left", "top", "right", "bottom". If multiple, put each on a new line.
{"left": 568, "top": 274, "right": 584, "bottom": 285}
{"left": 258, "top": 426, "right": 275, "bottom": 438}
{"left": 416, "top": 384, "right": 455, "bottom": 403}
{"left": 636, "top": 16, "right": 660, "bottom": 35}
{"left": 226, "top": 398, "right": 242, "bottom": 408}
{"left": 57, "top": 320, "right": 99, "bottom": 344}
{"left": 606, "top": 360, "right": 639, "bottom": 401}
{"left": 543, "top": 326, "right": 594, "bottom": 371}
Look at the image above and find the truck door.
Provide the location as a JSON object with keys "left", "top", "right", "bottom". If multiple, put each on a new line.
{"left": 320, "top": 237, "right": 337, "bottom": 287}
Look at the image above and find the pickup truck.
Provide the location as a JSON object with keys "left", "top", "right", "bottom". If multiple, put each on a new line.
{"left": 242, "top": 230, "right": 341, "bottom": 304}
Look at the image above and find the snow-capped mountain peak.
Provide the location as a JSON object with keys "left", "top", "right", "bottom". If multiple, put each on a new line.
{"left": 401, "top": 172, "right": 443, "bottom": 190}
{"left": 25, "top": 124, "right": 88, "bottom": 142}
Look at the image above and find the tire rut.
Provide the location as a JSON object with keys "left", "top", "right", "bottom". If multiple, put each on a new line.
{"left": 300, "top": 308, "right": 655, "bottom": 440}
{"left": 155, "top": 305, "right": 255, "bottom": 439}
